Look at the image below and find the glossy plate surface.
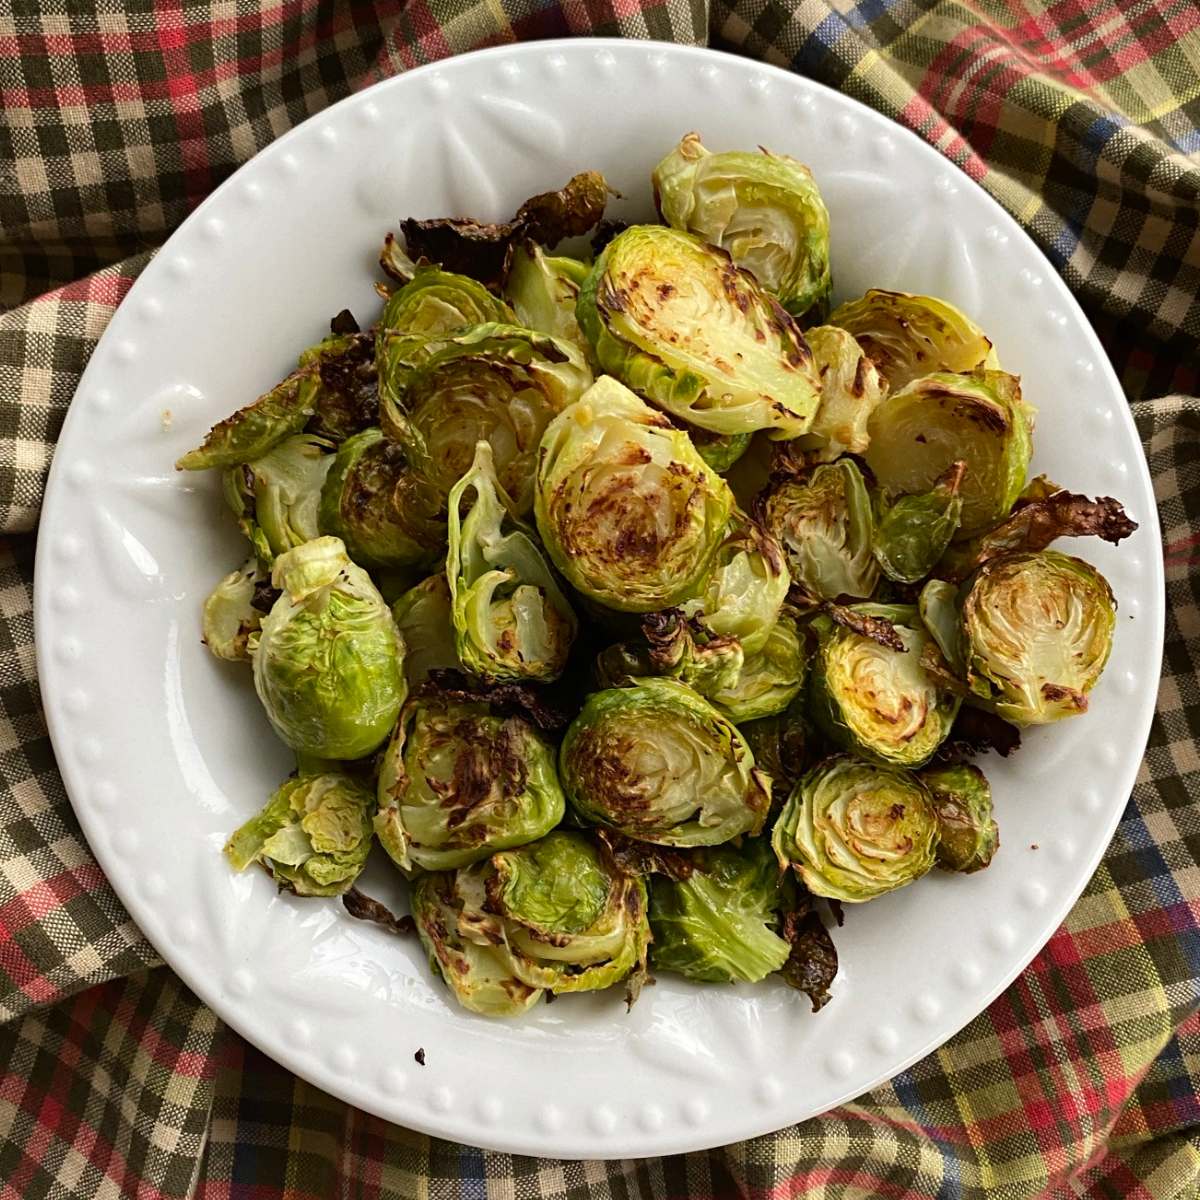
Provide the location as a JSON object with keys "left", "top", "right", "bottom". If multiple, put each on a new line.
{"left": 35, "top": 40, "right": 1164, "bottom": 1158}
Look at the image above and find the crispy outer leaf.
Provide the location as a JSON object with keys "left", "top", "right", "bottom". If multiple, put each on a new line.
{"left": 780, "top": 907, "right": 838, "bottom": 1012}
{"left": 342, "top": 888, "right": 416, "bottom": 935}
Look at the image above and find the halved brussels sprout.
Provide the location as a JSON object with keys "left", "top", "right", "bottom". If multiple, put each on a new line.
{"left": 253, "top": 537, "right": 406, "bottom": 759}
{"left": 176, "top": 366, "right": 320, "bottom": 471}
{"left": 829, "top": 289, "right": 995, "bottom": 392}
{"left": 865, "top": 371, "right": 1034, "bottom": 537}
{"left": 795, "top": 325, "right": 888, "bottom": 461}
{"left": 375, "top": 694, "right": 564, "bottom": 873}
{"left": 534, "top": 377, "right": 734, "bottom": 612}
{"left": 650, "top": 838, "right": 791, "bottom": 983}
{"left": 960, "top": 549, "right": 1116, "bottom": 724}
{"left": 297, "top": 326, "right": 378, "bottom": 443}
{"left": 455, "top": 831, "right": 649, "bottom": 995}
{"left": 707, "top": 617, "right": 808, "bottom": 723}
{"left": 202, "top": 559, "right": 267, "bottom": 663}
{"left": 317, "top": 428, "right": 445, "bottom": 570}
{"left": 559, "top": 678, "right": 771, "bottom": 846}
{"left": 772, "top": 755, "right": 938, "bottom": 902}
{"left": 680, "top": 517, "right": 789, "bottom": 656}
{"left": 222, "top": 433, "right": 334, "bottom": 564}
{"left": 381, "top": 323, "right": 592, "bottom": 516}
{"left": 809, "top": 604, "right": 960, "bottom": 768}
{"left": 760, "top": 458, "right": 879, "bottom": 603}
{"left": 225, "top": 772, "right": 375, "bottom": 896}
{"left": 391, "top": 574, "right": 459, "bottom": 687}
{"left": 577, "top": 225, "right": 821, "bottom": 438}
{"left": 691, "top": 429, "right": 752, "bottom": 473}
{"left": 653, "top": 133, "right": 832, "bottom": 324}
{"left": 502, "top": 241, "right": 590, "bottom": 353}
{"left": 873, "top": 461, "right": 965, "bottom": 584}
{"left": 378, "top": 263, "right": 514, "bottom": 346}
{"left": 920, "top": 763, "right": 998, "bottom": 873}
{"left": 411, "top": 870, "right": 544, "bottom": 1017}
{"left": 447, "top": 441, "right": 577, "bottom": 681}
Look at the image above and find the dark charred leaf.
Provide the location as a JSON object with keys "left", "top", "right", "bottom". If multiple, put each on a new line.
{"left": 309, "top": 332, "right": 378, "bottom": 442}
{"left": 342, "top": 888, "right": 416, "bottom": 936}
{"left": 516, "top": 170, "right": 610, "bottom": 246}
{"left": 829, "top": 899, "right": 844, "bottom": 928}
{"left": 823, "top": 602, "right": 906, "bottom": 652}
{"left": 591, "top": 218, "right": 629, "bottom": 256}
{"left": 933, "top": 705, "right": 1022, "bottom": 761}
{"left": 596, "top": 828, "right": 695, "bottom": 881}
{"left": 780, "top": 908, "right": 838, "bottom": 1012}
{"left": 919, "top": 642, "right": 968, "bottom": 696}
{"left": 414, "top": 1047, "right": 426, "bottom": 1066}
{"left": 420, "top": 668, "right": 571, "bottom": 732}
{"left": 330, "top": 309, "right": 360, "bottom": 336}
{"left": 251, "top": 581, "right": 282, "bottom": 614}
{"left": 624, "top": 961, "right": 652, "bottom": 1011}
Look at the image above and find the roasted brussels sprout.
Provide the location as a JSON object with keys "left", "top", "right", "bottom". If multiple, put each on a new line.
{"left": 411, "top": 870, "right": 544, "bottom": 1017}
{"left": 809, "top": 605, "right": 960, "bottom": 768}
{"left": 381, "top": 323, "right": 592, "bottom": 515}
{"left": 653, "top": 133, "right": 832, "bottom": 323}
{"left": 225, "top": 772, "right": 375, "bottom": 896}
{"left": 650, "top": 838, "right": 791, "bottom": 983}
{"left": 375, "top": 694, "right": 564, "bottom": 873}
{"left": 502, "top": 242, "right": 590, "bottom": 353}
{"left": 796, "top": 325, "right": 888, "bottom": 461}
{"left": 760, "top": 459, "right": 879, "bottom": 604}
{"left": 707, "top": 617, "right": 808, "bottom": 723}
{"left": 577, "top": 225, "right": 821, "bottom": 438}
{"left": 455, "top": 831, "right": 649, "bottom": 995}
{"left": 691, "top": 429, "right": 752, "bottom": 473}
{"left": 176, "top": 366, "right": 320, "bottom": 471}
{"left": 317, "top": 428, "right": 445, "bottom": 569}
{"left": 594, "top": 609, "right": 745, "bottom": 696}
{"left": 447, "top": 441, "right": 577, "bottom": 681}
{"left": 772, "top": 755, "right": 938, "bottom": 902}
{"left": 559, "top": 678, "right": 771, "bottom": 846}
{"left": 297, "top": 326, "right": 378, "bottom": 443}
{"left": 873, "top": 461, "right": 965, "bottom": 584}
{"left": 534, "top": 377, "right": 734, "bottom": 612}
{"left": 378, "top": 263, "right": 514, "bottom": 348}
{"left": 920, "top": 763, "right": 998, "bottom": 873}
{"left": 865, "top": 370, "right": 1034, "bottom": 537}
{"left": 960, "top": 549, "right": 1116, "bottom": 724}
{"left": 202, "top": 559, "right": 266, "bottom": 663}
{"left": 253, "top": 537, "right": 406, "bottom": 759}
{"left": 391, "top": 574, "right": 459, "bottom": 687}
{"left": 829, "top": 289, "right": 995, "bottom": 392}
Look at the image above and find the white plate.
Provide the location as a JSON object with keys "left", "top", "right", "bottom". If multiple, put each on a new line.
{"left": 35, "top": 40, "right": 1163, "bottom": 1158}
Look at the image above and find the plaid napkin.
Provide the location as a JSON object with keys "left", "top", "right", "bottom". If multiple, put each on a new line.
{"left": 1, "top": 2, "right": 1198, "bottom": 1196}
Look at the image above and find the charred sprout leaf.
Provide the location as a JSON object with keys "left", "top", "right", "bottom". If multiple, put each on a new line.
{"left": 342, "top": 887, "right": 416, "bottom": 935}
{"left": 374, "top": 693, "right": 564, "bottom": 873}
{"left": 739, "top": 708, "right": 810, "bottom": 793}
{"left": 918, "top": 579, "right": 966, "bottom": 674}
{"left": 796, "top": 325, "right": 888, "bottom": 461}
{"left": 706, "top": 616, "right": 808, "bottom": 723}
{"left": 298, "top": 330, "right": 378, "bottom": 443}
{"left": 253, "top": 537, "right": 406, "bottom": 759}
{"left": 422, "top": 668, "right": 571, "bottom": 733}
{"left": 649, "top": 839, "right": 792, "bottom": 984}
{"left": 865, "top": 370, "right": 1034, "bottom": 538}
{"left": 642, "top": 609, "right": 746, "bottom": 695}
{"left": 177, "top": 367, "right": 321, "bottom": 471}
{"left": 823, "top": 601, "right": 906, "bottom": 652}
{"left": 934, "top": 705, "right": 1021, "bottom": 760}
{"left": 202, "top": 559, "right": 266, "bottom": 662}
{"left": 318, "top": 428, "right": 445, "bottom": 569}
{"left": 691, "top": 429, "right": 753, "bottom": 473}
{"left": 379, "top": 232, "right": 416, "bottom": 283}
{"left": 383, "top": 323, "right": 592, "bottom": 515}
{"left": 772, "top": 755, "right": 938, "bottom": 902}
{"left": 502, "top": 242, "right": 591, "bottom": 355}
{"left": 829, "top": 289, "right": 996, "bottom": 392}
{"left": 447, "top": 441, "right": 577, "bottom": 682}
{"left": 810, "top": 604, "right": 960, "bottom": 768}
{"left": 591, "top": 218, "right": 629, "bottom": 256}
{"left": 535, "top": 377, "right": 734, "bottom": 612}
{"left": 224, "top": 773, "right": 375, "bottom": 897}
{"left": 455, "top": 831, "right": 650, "bottom": 996}
{"left": 391, "top": 574, "right": 459, "bottom": 688}
{"left": 595, "top": 828, "right": 695, "bottom": 881}
{"left": 577, "top": 225, "right": 821, "bottom": 438}
{"left": 411, "top": 870, "right": 544, "bottom": 1017}
{"left": 653, "top": 133, "right": 832, "bottom": 324}
{"left": 779, "top": 905, "right": 838, "bottom": 1011}
{"left": 399, "top": 171, "right": 610, "bottom": 287}
{"left": 937, "top": 487, "right": 1137, "bottom": 581}
{"left": 960, "top": 549, "right": 1116, "bottom": 725}
{"left": 920, "top": 763, "right": 998, "bottom": 872}
{"left": 873, "top": 461, "right": 966, "bottom": 584}
{"left": 760, "top": 459, "right": 879, "bottom": 604}
{"left": 559, "top": 678, "right": 771, "bottom": 847}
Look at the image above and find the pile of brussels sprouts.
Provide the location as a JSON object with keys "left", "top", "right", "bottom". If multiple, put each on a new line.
{"left": 182, "top": 134, "right": 1136, "bottom": 1019}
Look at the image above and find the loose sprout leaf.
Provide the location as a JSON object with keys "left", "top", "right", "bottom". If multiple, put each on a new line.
{"left": 379, "top": 232, "right": 417, "bottom": 283}
{"left": 298, "top": 330, "right": 378, "bottom": 443}
{"left": 501, "top": 241, "right": 590, "bottom": 354}
{"left": 823, "top": 601, "right": 906, "bottom": 652}
{"left": 202, "top": 559, "right": 265, "bottom": 663}
{"left": 392, "top": 575, "right": 460, "bottom": 688}
{"left": 422, "top": 667, "right": 572, "bottom": 732}
{"left": 342, "top": 888, "right": 417, "bottom": 935}
{"left": 919, "top": 763, "right": 999, "bottom": 873}
{"left": 591, "top": 218, "right": 629, "bottom": 256}
{"left": 692, "top": 428, "right": 753, "bottom": 473}
{"left": 780, "top": 907, "right": 838, "bottom": 1012}
{"left": 932, "top": 705, "right": 1022, "bottom": 761}
{"left": 796, "top": 325, "right": 888, "bottom": 462}
{"left": 595, "top": 829, "right": 695, "bottom": 882}
{"left": 873, "top": 461, "right": 966, "bottom": 585}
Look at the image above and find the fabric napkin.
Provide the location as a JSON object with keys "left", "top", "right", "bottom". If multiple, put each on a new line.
{"left": 1, "top": 2, "right": 1198, "bottom": 1197}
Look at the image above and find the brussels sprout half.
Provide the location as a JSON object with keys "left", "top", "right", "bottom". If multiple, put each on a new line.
{"left": 559, "top": 678, "right": 771, "bottom": 847}
{"left": 375, "top": 694, "right": 564, "bottom": 873}
{"left": 202, "top": 559, "right": 266, "bottom": 663}
{"left": 809, "top": 604, "right": 960, "bottom": 768}
{"left": 865, "top": 370, "right": 1034, "bottom": 538}
{"left": 253, "top": 537, "right": 406, "bottom": 759}
{"left": 650, "top": 838, "right": 792, "bottom": 984}
{"left": 577, "top": 225, "right": 821, "bottom": 438}
{"left": 378, "top": 263, "right": 514, "bottom": 348}
{"left": 829, "top": 289, "right": 996, "bottom": 392}
{"left": 391, "top": 574, "right": 459, "bottom": 688}
{"left": 534, "top": 377, "right": 734, "bottom": 612}
{"left": 773, "top": 755, "right": 938, "bottom": 902}
{"left": 796, "top": 325, "right": 888, "bottom": 462}
{"left": 920, "top": 763, "right": 998, "bottom": 873}
{"left": 707, "top": 616, "right": 809, "bottom": 724}
{"left": 653, "top": 133, "right": 832, "bottom": 324}
{"left": 225, "top": 772, "right": 375, "bottom": 896}
{"left": 960, "top": 549, "right": 1116, "bottom": 725}
{"left": 502, "top": 241, "right": 590, "bottom": 355}
{"left": 447, "top": 441, "right": 577, "bottom": 682}
{"left": 760, "top": 458, "right": 879, "bottom": 604}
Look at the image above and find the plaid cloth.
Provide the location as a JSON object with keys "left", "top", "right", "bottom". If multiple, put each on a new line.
{"left": 1, "top": 1, "right": 1197, "bottom": 1196}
